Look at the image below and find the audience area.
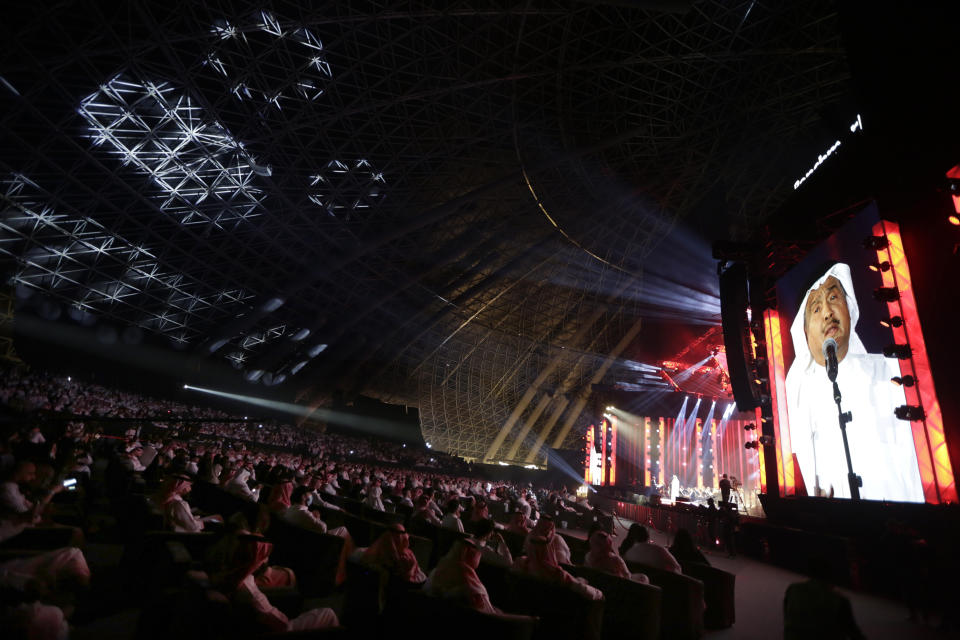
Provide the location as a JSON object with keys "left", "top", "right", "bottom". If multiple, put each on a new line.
{"left": 1, "top": 364, "right": 955, "bottom": 639}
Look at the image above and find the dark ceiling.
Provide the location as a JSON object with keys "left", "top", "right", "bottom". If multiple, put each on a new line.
{"left": 1, "top": 1, "right": 858, "bottom": 462}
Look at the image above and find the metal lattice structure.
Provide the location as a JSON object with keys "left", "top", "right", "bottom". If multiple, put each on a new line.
{"left": 0, "top": 1, "right": 850, "bottom": 462}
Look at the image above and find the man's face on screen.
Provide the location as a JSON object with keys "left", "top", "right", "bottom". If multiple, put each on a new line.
{"left": 803, "top": 276, "right": 851, "bottom": 367}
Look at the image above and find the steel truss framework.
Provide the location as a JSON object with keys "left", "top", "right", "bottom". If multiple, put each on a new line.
{"left": 0, "top": 1, "right": 849, "bottom": 462}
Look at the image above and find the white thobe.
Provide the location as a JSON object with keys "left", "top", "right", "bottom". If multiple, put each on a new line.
{"left": 786, "top": 352, "right": 923, "bottom": 502}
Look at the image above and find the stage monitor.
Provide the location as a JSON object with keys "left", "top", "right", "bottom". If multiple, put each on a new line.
{"left": 765, "top": 202, "right": 955, "bottom": 503}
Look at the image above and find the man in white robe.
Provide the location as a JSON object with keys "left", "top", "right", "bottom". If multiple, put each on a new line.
{"left": 784, "top": 263, "right": 923, "bottom": 502}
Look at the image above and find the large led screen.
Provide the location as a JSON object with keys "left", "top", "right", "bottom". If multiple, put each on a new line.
{"left": 768, "top": 202, "right": 953, "bottom": 503}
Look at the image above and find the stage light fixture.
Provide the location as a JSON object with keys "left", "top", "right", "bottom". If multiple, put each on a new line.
{"left": 744, "top": 441, "right": 758, "bottom": 450}
{"left": 895, "top": 405, "right": 925, "bottom": 421}
{"left": 880, "top": 316, "right": 903, "bottom": 329}
{"left": 758, "top": 435, "right": 775, "bottom": 446}
{"left": 891, "top": 375, "right": 915, "bottom": 387}
{"left": 873, "top": 287, "right": 900, "bottom": 303}
{"left": 868, "top": 261, "right": 891, "bottom": 273}
{"left": 863, "top": 235, "right": 889, "bottom": 250}
{"left": 883, "top": 344, "right": 912, "bottom": 359}
{"left": 743, "top": 423, "right": 757, "bottom": 431}
{"left": 949, "top": 215, "right": 960, "bottom": 226}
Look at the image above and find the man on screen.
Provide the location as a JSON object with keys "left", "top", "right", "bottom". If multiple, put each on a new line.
{"left": 784, "top": 262, "right": 923, "bottom": 502}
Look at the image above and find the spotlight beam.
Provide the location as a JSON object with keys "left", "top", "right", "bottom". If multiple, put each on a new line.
{"left": 183, "top": 384, "right": 408, "bottom": 439}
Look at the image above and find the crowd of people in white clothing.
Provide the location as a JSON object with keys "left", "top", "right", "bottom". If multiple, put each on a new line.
{"left": 0, "top": 364, "right": 714, "bottom": 638}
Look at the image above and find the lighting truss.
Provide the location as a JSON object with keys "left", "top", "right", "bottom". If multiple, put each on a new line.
{"left": 0, "top": 173, "right": 253, "bottom": 343}
{"left": 207, "top": 9, "right": 333, "bottom": 110}
{"left": 78, "top": 74, "right": 267, "bottom": 230}
{"left": 309, "top": 159, "right": 386, "bottom": 218}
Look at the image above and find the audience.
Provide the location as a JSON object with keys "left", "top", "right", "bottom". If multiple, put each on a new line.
{"left": 620, "top": 523, "right": 682, "bottom": 573}
{"left": 211, "top": 533, "right": 338, "bottom": 632}
{"left": 441, "top": 497, "right": 465, "bottom": 533}
{"left": 584, "top": 528, "right": 648, "bottom": 583}
{"left": 524, "top": 515, "right": 571, "bottom": 565}
{"left": 669, "top": 528, "right": 710, "bottom": 569}
{"left": 424, "top": 539, "right": 500, "bottom": 614}
{"left": 153, "top": 471, "right": 222, "bottom": 533}
{"left": 473, "top": 518, "right": 512, "bottom": 567}
{"left": 282, "top": 486, "right": 329, "bottom": 533}
{"left": 361, "top": 523, "right": 427, "bottom": 584}
{"left": 512, "top": 536, "right": 603, "bottom": 601}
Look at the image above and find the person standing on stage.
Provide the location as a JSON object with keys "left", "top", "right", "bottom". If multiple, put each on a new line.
{"left": 719, "top": 474, "right": 731, "bottom": 504}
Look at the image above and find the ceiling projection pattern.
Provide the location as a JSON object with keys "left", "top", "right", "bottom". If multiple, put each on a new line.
{"left": 1, "top": 1, "right": 849, "bottom": 462}
{"left": 79, "top": 75, "right": 268, "bottom": 230}
{"left": 0, "top": 173, "right": 253, "bottom": 345}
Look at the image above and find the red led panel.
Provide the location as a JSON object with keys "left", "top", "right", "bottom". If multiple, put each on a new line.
{"left": 763, "top": 309, "right": 795, "bottom": 495}
{"left": 873, "top": 220, "right": 956, "bottom": 503}
{"left": 584, "top": 424, "right": 593, "bottom": 484}
{"left": 756, "top": 407, "right": 767, "bottom": 494}
{"left": 609, "top": 417, "right": 617, "bottom": 486}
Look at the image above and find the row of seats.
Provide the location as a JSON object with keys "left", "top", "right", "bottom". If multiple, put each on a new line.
{"left": 131, "top": 479, "right": 732, "bottom": 638}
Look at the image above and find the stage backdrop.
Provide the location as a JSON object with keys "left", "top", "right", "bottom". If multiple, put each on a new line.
{"left": 585, "top": 410, "right": 763, "bottom": 508}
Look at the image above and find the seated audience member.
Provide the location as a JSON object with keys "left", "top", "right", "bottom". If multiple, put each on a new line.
{"left": 154, "top": 472, "right": 222, "bottom": 533}
{"left": 1, "top": 600, "right": 69, "bottom": 640}
{"left": 669, "top": 528, "right": 710, "bottom": 568}
{"left": 0, "top": 542, "right": 91, "bottom": 640}
{"left": 321, "top": 473, "right": 339, "bottom": 495}
{"left": 397, "top": 488, "right": 414, "bottom": 509}
{"left": 206, "top": 523, "right": 296, "bottom": 590}
{"left": 506, "top": 511, "right": 532, "bottom": 536}
{"left": 513, "top": 536, "right": 603, "bottom": 601}
{"left": 424, "top": 538, "right": 500, "bottom": 614}
{"left": 784, "top": 556, "right": 866, "bottom": 640}
{"left": 282, "top": 486, "right": 329, "bottom": 533}
{"left": 120, "top": 445, "right": 146, "bottom": 472}
{"left": 361, "top": 523, "right": 427, "bottom": 583}
{"left": 0, "top": 460, "right": 70, "bottom": 543}
{"left": 523, "top": 515, "right": 571, "bottom": 566}
{"left": 225, "top": 465, "right": 260, "bottom": 502}
{"left": 466, "top": 500, "right": 489, "bottom": 531}
{"left": 619, "top": 524, "right": 682, "bottom": 573}
{"left": 584, "top": 529, "right": 648, "bottom": 583}
{"left": 306, "top": 475, "right": 340, "bottom": 511}
{"left": 212, "top": 533, "right": 338, "bottom": 632}
{"left": 441, "top": 498, "right": 465, "bottom": 533}
{"left": 363, "top": 478, "right": 385, "bottom": 512}
{"left": 410, "top": 495, "right": 442, "bottom": 527}
{"left": 266, "top": 471, "right": 294, "bottom": 512}
{"left": 0, "top": 545, "right": 91, "bottom": 594}
{"left": 473, "top": 518, "right": 512, "bottom": 567}
{"left": 424, "top": 490, "right": 444, "bottom": 519}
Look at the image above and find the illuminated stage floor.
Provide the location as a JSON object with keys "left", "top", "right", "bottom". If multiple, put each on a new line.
{"left": 591, "top": 517, "right": 956, "bottom": 640}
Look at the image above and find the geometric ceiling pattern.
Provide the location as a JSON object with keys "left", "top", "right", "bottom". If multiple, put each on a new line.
{"left": 0, "top": 1, "right": 850, "bottom": 462}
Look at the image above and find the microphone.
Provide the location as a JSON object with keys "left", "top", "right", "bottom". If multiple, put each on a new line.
{"left": 822, "top": 337, "right": 839, "bottom": 382}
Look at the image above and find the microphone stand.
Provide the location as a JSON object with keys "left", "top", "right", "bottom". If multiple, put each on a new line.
{"left": 831, "top": 381, "right": 861, "bottom": 501}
